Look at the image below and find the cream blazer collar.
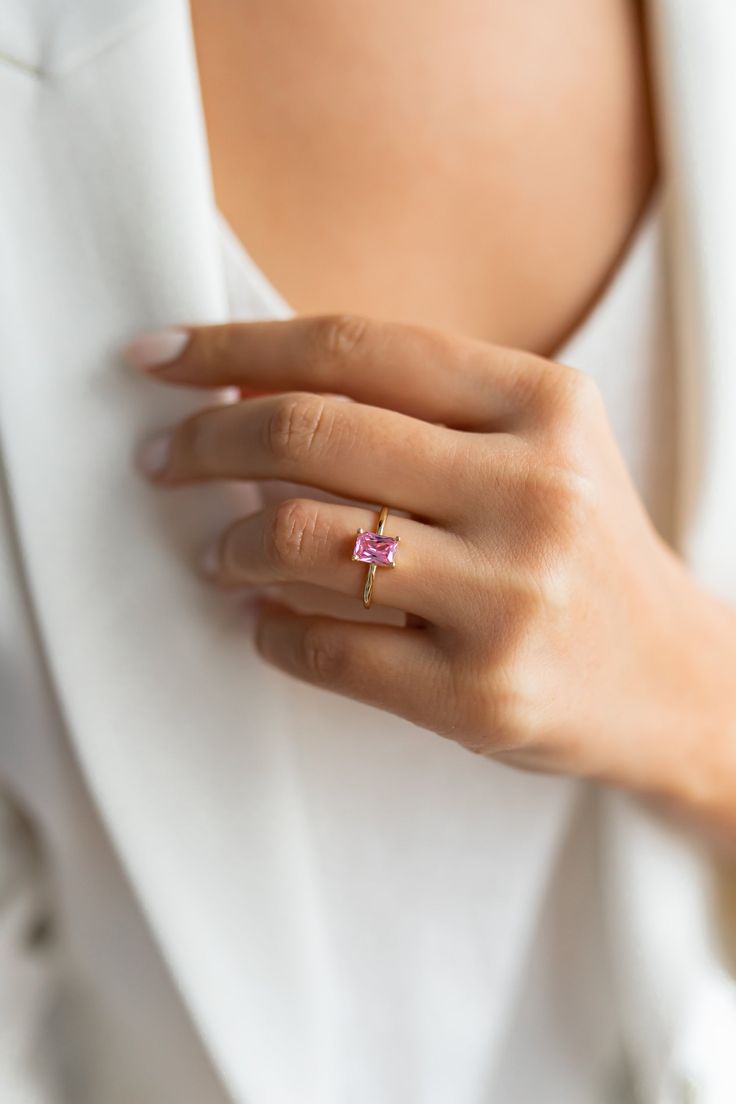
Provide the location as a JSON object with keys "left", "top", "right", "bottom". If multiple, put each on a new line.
{"left": 1, "top": 2, "right": 736, "bottom": 1101}
{"left": 647, "top": 0, "right": 736, "bottom": 600}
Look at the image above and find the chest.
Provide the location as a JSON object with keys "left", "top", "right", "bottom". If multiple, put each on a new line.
{"left": 191, "top": 0, "right": 656, "bottom": 353}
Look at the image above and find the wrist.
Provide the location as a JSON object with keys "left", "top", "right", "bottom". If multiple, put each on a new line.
{"left": 614, "top": 544, "right": 736, "bottom": 844}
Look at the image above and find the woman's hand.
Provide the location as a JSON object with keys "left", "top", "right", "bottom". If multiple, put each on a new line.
{"left": 126, "top": 315, "right": 736, "bottom": 828}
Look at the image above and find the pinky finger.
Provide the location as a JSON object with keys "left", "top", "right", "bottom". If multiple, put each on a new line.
{"left": 253, "top": 599, "right": 456, "bottom": 738}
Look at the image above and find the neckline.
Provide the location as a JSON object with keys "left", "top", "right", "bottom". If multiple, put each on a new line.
{"left": 216, "top": 187, "right": 662, "bottom": 359}
{"left": 553, "top": 186, "right": 661, "bottom": 362}
{"left": 216, "top": 207, "right": 294, "bottom": 320}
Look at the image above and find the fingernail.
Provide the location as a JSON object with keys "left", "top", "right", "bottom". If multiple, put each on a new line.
{"left": 137, "top": 432, "right": 171, "bottom": 477}
{"left": 122, "top": 328, "right": 191, "bottom": 371}
{"left": 199, "top": 541, "right": 221, "bottom": 579}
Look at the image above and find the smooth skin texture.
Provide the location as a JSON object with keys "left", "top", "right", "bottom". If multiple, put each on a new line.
{"left": 189, "top": 0, "right": 656, "bottom": 354}
{"left": 130, "top": 2, "right": 736, "bottom": 863}
{"left": 127, "top": 317, "right": 736, "bottom": 841}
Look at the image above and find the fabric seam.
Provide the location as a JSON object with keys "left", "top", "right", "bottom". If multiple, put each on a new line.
{"left": 0, "top": 9, "right": 165, "bottom": 81}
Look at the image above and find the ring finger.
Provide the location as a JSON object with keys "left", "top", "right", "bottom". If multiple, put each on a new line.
{"left": 203, "top": 497, "right": 468, "bottom": 627}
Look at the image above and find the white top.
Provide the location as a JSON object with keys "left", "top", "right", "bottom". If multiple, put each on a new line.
{"left": 0, "top": 192, "right": 675, "bottom": 1104}
{"left": 0, "top": 170, "right": 706, "bottom": 1095}
{"left": 0, "top": 191, "right": 676, "bottom": 1104}
{"left": 212, "top": 195, "right": 675, "bottom": 1102}
{"left": 6, "top": 6, "right": 736, "bottom": 1102}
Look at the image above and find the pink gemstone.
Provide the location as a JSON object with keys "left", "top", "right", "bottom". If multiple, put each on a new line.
{"left": 353, "top": 530, "right": 399, "bottom": 566}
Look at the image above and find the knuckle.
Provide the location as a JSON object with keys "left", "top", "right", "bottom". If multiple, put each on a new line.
{"left": 504, "top": 575, "right": 547, "bottom": 626}
{"left": 516, "top": 462, "right": 595, "bottom": 563}
{"left": 300, "top": 622, "right": 345, "bottom": 682}
{"left": 544, "top": 464, "right": 596, "bottom": 539}
{"left": 455, "top": 662, "right": 532, "bottom": 756}
{"left": 309, "top": 312, "right": 371, "bottom": 367}
{"left": 489, "top": 579, "right": 547, "bottom": 666}
{"left": 485, "top": 689, "right": 529, "bottom": 752}
{"left": 503, "top": 356, "right": 603, "bottom": 435}
{"left": 503, "top": 351, "right": 557, "bottom": 414}
{"left": 548, "top": 365, "right": 603, "bottom": 433}
{"left": 508, "top": 564, "right": 573, "bottom": 637}
{"left": 266, "top": 498, "right": 317, "bottom": 573}
{"left": 529, "top": 555, "right": 576, "bottom": 615}
{"left": 489, "top": 668, "right": 539, "bottom": 751}
{"left": 567, "top": 364, "right": 602, "bottom": 407}
{"left": 264, "top": 392, "right": 331, "bottom": 465}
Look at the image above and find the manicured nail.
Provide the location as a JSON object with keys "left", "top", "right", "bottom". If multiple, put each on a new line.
{"left": 137, "top": 432, "right": 171, "bottom": 477}
{"left": 199, "top": 541, "right": 221, "bottom": 579}
{"left": 123, "top": 327, "right": 191, "bottom": 371}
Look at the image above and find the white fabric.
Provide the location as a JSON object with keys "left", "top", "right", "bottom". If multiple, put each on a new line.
{"left": 1, "top": 2, "right": 736, "bottom": 1102}
{"left": 219, "top": 194, "right": 674, "bottom": 1103}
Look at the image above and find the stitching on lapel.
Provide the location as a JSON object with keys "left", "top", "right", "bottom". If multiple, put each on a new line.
{"left": 0, "top": 8, "right": 165, "bottom": 81}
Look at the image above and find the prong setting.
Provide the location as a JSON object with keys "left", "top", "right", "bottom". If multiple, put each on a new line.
{"left": 353, "top": 506, "right": 399, "bottom": 607}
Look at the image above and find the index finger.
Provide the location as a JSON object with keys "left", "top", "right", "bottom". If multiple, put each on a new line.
{"left": 123, "top": 313, "right": 559, "bottom": 431}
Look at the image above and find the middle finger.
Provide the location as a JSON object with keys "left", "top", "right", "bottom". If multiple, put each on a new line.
{"left": 138, "top": 391, "right": 473, "bottom": 523}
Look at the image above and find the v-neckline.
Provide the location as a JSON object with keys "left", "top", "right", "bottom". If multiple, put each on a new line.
{"left": 215, "top": 191, "right": 661, "bottom": 364}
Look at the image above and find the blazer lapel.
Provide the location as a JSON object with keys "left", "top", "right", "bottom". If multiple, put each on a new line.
{"left": 600, "top": 3, "right": 736, "bottom": 1100}
{"left": 4, "top": 2, "right": 736, "bottom": 1102}
{"left": 648, "top": 0, "right": 736, "bottom": 601}
{"left": 0, "top": 4, "right": 336, "bottom": 1101}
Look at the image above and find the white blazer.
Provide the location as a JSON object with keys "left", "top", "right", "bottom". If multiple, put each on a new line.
{"left": 1, "top": 2, "right": 736, "bottom": 1101}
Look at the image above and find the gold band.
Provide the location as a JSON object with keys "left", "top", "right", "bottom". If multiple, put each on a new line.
{"left": 362, "top": 504, "right": 390, "bottom": 609}
{"left": 351, "top": 504, "right": 400, "bottom": 609}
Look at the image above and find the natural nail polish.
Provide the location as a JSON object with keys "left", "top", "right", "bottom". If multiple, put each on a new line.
{"left": 122, "top": 327, "right": 191, "bottom": 371}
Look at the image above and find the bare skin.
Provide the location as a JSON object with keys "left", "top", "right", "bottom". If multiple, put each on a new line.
{"left": 189, "top": 0, "right": 657, "bottom": 354}
{"left": 124, "top": 5, "right": 736, "bottom": 849}
{"left": 126, "top": 317, "right": 736, "bottom": 847}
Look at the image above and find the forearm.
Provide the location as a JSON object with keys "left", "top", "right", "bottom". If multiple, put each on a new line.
{"left": 602, "top": 539, "right": 736, "bottom": 852}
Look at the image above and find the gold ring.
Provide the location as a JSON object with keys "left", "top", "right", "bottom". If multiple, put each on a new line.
{"left": 351, "top": 504, "right": 401, "bottom": 608}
